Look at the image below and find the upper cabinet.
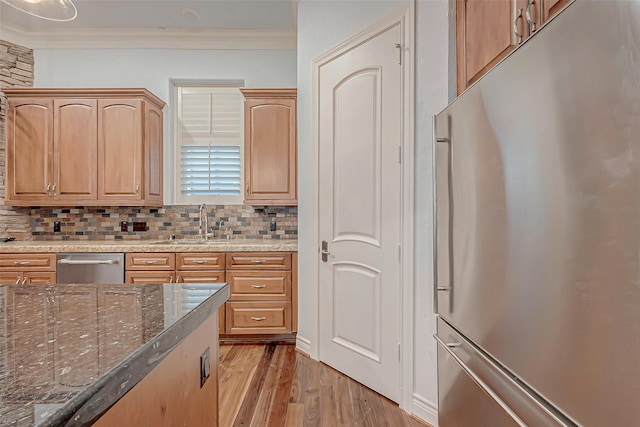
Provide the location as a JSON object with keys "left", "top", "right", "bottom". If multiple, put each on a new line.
{"left": 240, "top": 89, "right": 297, "bottom": 206}
{"left": 4, "top": 88, "right": 165, "bottom": 207}
{"left": 456, "top": 0, "right": 574, "bottom": 95}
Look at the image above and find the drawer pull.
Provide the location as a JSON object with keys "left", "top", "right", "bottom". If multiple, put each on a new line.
{"left": 21, "top": 277, "right": 28, "bottom": 285}
{"left": 15, "top": 277, "right": 21, "bottom": 285}
{"left": 250, "top": 260, "right": 267, "bottom": 264}
{"left": 14, "top": 261, "right": 30, "bottom": 265}
{"left": 251, "top": 284, "right": 267, "bottom": 289}
{"left": 251, "top": 316, "right": 267, "bottom": 321}
{"left": 191, "top": 260, "right": 208, "bottom": 264}
{"left": 142, "top": 260, "right": 159, "bottom": 264}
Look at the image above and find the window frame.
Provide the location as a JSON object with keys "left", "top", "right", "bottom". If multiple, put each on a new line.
{"left": 173, "top": 83, "right": 245, "bottom": 205}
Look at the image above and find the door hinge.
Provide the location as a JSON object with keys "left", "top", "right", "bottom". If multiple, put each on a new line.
{"left": 398, "top": 145, "right": 402, "bottom": 164}
{"left": 398, "top": 343, "right": 401, "bottom": 361}
{"left": 398, "top": 245, "right": 401, "bottom": 262}
{"left": 395, "top": 43, "right": 402, "bottom": 65}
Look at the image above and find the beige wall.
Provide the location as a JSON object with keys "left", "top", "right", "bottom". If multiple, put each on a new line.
{"left": 0, "top": 40, "right": 32, "bottom": 240}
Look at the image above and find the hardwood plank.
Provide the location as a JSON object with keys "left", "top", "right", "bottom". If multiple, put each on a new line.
{"left": 250, "top": 345, "right": 287, "bottom": 427}
{"left": 219, "top": 345, "right": 264, "bottom": 427}
{"left": 284, "top": 403, "right": 304, "bottom": 427}
{"left": 233, "top": 344, "right": 276, "bottom": 426}
{"left": 219, "top": 344, "right": 434, "bottom": 427}
{"left": 267, "top": 345, "right": 297, "bottom": 427}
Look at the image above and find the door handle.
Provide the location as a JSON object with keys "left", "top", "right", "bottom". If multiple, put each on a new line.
{"left": 526, "top": 0, "right": 537, "bottom": 33}
{"left": 321, "top": 240, "right": 330, "bottom": 262}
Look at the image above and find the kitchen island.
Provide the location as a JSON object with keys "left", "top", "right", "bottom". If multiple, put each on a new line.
{"left": 0, "top": 282, "right": 229, "bottom": 426}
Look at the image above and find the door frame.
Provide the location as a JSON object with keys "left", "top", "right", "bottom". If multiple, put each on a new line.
{"left": 308, "top": 3, "right": 415, "bottom": 410}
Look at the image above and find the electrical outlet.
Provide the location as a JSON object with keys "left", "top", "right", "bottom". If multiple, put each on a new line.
{"left": 120, "top": 221, "right": 128, "bottom": 232}
{"left": 270, "top": 220, "right": 276, "bottom": 231}
{"left": 133, "top": 222, "right": 147, "bottom": 232}
{"left": 53, "top": 221, "right": 61, "bottom": 233}
{"left": 200, "top": 347, "right": 210, "bottom": 388}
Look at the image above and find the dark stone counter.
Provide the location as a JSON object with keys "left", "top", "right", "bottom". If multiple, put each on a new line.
{"left": 0, "top": 282, "right": 229, "bottom": 426}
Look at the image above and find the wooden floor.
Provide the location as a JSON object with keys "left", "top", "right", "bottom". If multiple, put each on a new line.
{"left": 219, "top": 343, "right": 430, "bottom": 427}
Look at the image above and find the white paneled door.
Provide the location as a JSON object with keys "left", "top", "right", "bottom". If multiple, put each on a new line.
{"left": 318, "top": 22, "right": 402, "bottom": 402}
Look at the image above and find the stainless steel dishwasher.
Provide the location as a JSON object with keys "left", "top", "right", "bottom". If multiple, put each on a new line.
{"left": 57, "top": 253, "right": 125, "bottom": 284}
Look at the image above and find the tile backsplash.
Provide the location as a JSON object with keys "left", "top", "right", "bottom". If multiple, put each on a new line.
{"left": 30, "top": 205, "right": 297, "bottom": 241}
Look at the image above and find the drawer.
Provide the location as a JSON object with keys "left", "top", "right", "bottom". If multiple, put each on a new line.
{"left": 226, "top": 302, "right": 291, "bottom": 334}
{"left": 126, "top": 253, "right": 175, "bottom": 270}
{"left": 177, "top": 271, "right": 226, "bottom": 284}
{"left": 176, "top": 253, "right": 225, "bottom": 270}
{"left": 0, "top": 253, "right": 56, "bottom": 271}
{"left": 227, "top": 271, "right": 291, "bottom": 301}
{"left": 226, "top": 252, "right": 291, "bottom": 270}
{"left": 125, "top": 271, "right": 174, "bottom": 285}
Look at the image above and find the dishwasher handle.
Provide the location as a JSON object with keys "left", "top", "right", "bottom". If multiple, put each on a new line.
{"left": 58, "top": 258, "right": 120, "bottom": 265}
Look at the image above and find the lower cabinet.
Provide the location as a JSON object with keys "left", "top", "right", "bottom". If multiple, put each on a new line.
{"left": 224, "top": 252, "right": 297, "bottom": 340}
{"left": 0, "top": 253, "right": 57, "bottom": 285}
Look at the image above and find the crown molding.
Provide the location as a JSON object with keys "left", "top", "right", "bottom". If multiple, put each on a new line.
{"left": 0, "top": 22, "right": 297, "bottom": 50}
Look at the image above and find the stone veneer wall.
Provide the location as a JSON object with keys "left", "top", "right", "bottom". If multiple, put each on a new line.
{"left": 0, "top": 40, "right": 33, "bottom": 240}
{"left": 30, "top": 205, "right": 297, "bottom": 240}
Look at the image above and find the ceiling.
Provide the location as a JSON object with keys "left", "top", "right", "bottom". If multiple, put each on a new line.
{"left": 0, "top": 0, "right": 298, "bottom": 49}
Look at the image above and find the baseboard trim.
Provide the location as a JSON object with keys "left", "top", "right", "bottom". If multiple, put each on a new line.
{"left": 296, "top": 335, "right": 312, "bottom": 357}
{"left": 411, "top": 393, "right": 438, "bottom": 427}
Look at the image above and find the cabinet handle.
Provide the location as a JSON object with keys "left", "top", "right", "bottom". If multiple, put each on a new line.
{"left": 46, "top": 183, "right": 51, "bottom": 196}
{"left": 251, "top": 284, "right": 267, "bottom": 289}
{"left": 246, "top": 184, "right": 249, "bottom": 194}
{"left": 526, "top": 0, "right": 537, "bottom": 32}
{"left": 513, "top": 8, "right": 524, "bottom": 44}
{"left": 141, "top": 260, "right": 158, "bottom": 264}
{"left": 191, "top": 260, "right": 207, "bottom": 264}
{"left": 169, "top": 275, "right": 174, "bottom": 283}
{"left": 250, "top": 260, "right": 266, "bottom": 264}
{"left": 22, "top": 277, "right": 28, "bottom": 285}
{"left": 52, "top": 183, "right": 57, "bottom": 197}
{"left": 251, "top": 317, "right": 267, "bottom": 321}
{"left": 135, "top": 184, "right": 140, "bottom": 196}
{"left": 176, "top": 275, "right": 181, "bottom": 283}
{"left": 15, "top": 277, "right": 21, "bottom": 285}
{"left": 14, "top": 261, "right": 30, "bottom": 265}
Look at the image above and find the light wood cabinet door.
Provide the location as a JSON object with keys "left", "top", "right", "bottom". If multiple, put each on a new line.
{"left": 54, "top": 98, "right": 98, "bottom": 201}
{"left": 5, "top": 97, "right": 54, "bottom": 203}
{"left": 227, "top": 271, "right": 291, "bottom": 301}
{"left": 542, "top": 0, "right": 572, "bottom": 22}
{"left": 226, "top": 252, "right": 292, "bottom": 270}
{"left": 176, "top": 252, "right": 225, "bottom": 270}
{"left": 241, "top": 89, "right": 297, "bottom": 205}
{"left": 0, "top": 253, "right": 56, "bottom": 271}
{"left": 98, "top": 98, "right": 143, "bottom": 202}
{"left": 23, "top": 271, "right": 58, "bottom": 285}
{"left": 126, "top": 252, "right": 175, "bottom": 271}
{"left": 53, "top": 286, "right": 99, "bottom": 387}
{"left": 125, "top": 270, "right": 175, "bottom": 285}
{"left": 144, "top": 102, "right": 163, "bottom": 204}
{"left": 457, "top": 0, "right": 521, "bottom": 94}
{"left": 97, "top": 287, "right": 143, "bottom": 374}
{"left": 177, "top": 270, "right": 225, "bottom": 284}
{"left": 226, "top": 301, "right": 291, "bottom": 335}
{"left": 6, "top": 286, "right": 55, "bottom": 391}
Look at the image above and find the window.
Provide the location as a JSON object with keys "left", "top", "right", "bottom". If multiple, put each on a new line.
{"left": 175, "top": 86, "right": 244, "bottom": 204}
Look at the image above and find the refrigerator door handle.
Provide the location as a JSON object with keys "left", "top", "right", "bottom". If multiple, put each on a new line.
{"left": 434, "top": 115, "right": 454, "bottom": 314}
{"left": 434, "top": 334, "right": 527, "bottom": 427}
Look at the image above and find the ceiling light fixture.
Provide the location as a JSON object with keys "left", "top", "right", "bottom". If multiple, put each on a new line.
{"left": 0, "top": 0, "right": 77, "bottom": 21}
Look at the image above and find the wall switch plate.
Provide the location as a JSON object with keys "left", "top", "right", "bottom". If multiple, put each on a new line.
{"left": 200, "top": 346, "right": 210, "bottom": 388}
{"left": 53, "top": 221, "right": 61, "bottom": 233}
{"left": 120, "top": 221, "right": 128, "bottom": 232}
{"left": 270, "top": 220, "right": 277, "bottom": 231}
{"left": 133, "top": 222, "right": 147, "bottom": 232}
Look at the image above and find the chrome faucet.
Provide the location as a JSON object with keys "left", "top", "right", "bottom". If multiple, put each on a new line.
{"left": 218, "top": 220, "right": 230, "bottom": 240}
{"left": 198, "top": 204, "right": 208, "bottom": 241}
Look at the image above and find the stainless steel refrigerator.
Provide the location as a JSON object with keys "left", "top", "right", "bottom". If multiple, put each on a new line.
{"left": 433, "top": 1, "right": 640, "bottom": 425}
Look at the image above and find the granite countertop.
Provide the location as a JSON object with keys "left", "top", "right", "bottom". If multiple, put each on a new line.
{"left": 0, "top": 282, "right": 229, "bottom": 427}
{"left": 0, "top": 238, "right": 297, "bottom": 253}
